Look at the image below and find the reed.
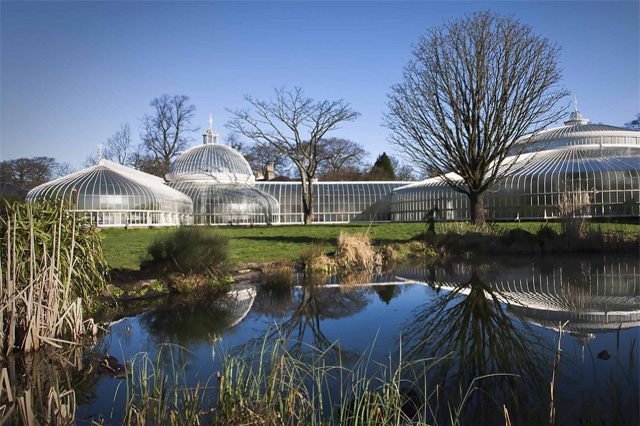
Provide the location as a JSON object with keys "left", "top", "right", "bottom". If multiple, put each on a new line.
{"left": 0, "top": 344, "right": 96, "bottom": 425}
{"left": 117, "top": 345, "right": 212, "bottom": 425}
{"left": 0, "top": 200, "right": 107, "bottom": 303}
{"left": 213, "top": 334, "right": 498, "bottom": 426}
{"left": 0, "top": 203, "right": 99, "bottom": 355}
{"left": 261, "top": 261, "right": 295, "bottom": 289}
{"left": 334, "top": 231, "right": 378, "bottom": 271}
{"left": 300, "top": 241, "right": 335, "bottom": 274}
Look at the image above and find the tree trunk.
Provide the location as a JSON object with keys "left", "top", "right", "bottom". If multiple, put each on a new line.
{"left": 301, "top": 178, "right": 314, "bottom": 225}
{"left": 469, "top": 191, "right": 485, "bottom": 226}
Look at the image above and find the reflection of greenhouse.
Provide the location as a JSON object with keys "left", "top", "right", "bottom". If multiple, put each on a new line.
{"left": 166, "top": 119, "right": 280, "bottom": 225}
{"left": 393, "top": 262, "right": 640, "bottom": 340}
{"left": 26, "top": 159, "right": 193, "bottom": 227}
{"left": 391, "top": 107, "right": 640, "bottom": 221}
{"left": 256, "top": 182, "right": 408, "bottom": 223}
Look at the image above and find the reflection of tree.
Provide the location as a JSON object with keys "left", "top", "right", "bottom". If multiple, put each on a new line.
{"left": 262, "top": 274, "right": 372, "bottom": 357}
{"left": 403, "top": 268, "right": 549, "bottom": 425}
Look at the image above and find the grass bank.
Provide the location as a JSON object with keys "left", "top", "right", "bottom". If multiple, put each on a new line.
{"left": 100, "top": 221, "right": 639, "bottom": 271}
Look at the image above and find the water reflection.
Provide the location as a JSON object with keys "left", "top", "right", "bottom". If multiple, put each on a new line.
{"left": 400, "top": 266, "right": 549, "bottom": 425}
{"left": 81, "top": 256, "right": 637, "bottom": 425}
{"left": 252, "top": 273, "right": 373, "bottom": 356}
{"left": 136, "top": 287, "right": 256, "bottom": 346}
{"left": 394, "top": 257, "right": 640, "bottom": 425}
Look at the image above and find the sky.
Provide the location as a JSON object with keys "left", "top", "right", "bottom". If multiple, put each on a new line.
{"left": 1, "top": 1, "right": 639, "bottom": 170}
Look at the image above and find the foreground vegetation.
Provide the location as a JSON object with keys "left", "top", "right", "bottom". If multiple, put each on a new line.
{"left": 101, "top": 221, "right": 640, "bottom": 270}
{"left": 1, "top": 201, "right": 105, "bottom": 354}
{"left": 112, "top": 337, "right": 507, "bottom": 426}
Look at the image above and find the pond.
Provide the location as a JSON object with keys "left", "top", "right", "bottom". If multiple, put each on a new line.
{"left": 75, "top": 255, "right": 639, "bottom": 425}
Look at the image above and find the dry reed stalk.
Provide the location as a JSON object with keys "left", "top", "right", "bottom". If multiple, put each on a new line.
{"left": 334, "top": 231, "right": 378, "bottom": 271}
{"left": 549, "top": 320, "right": 569, "bottom": 426}
{"left": 262, "top": 262, "right": 295, "bottom": 288}
{"left": 1, "top": 210, "right": 95, "bottom": 355}
{"left": 503, "top": 405, "right": 511, "bottom": 426}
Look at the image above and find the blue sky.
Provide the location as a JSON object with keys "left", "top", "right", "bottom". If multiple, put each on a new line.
{"left": 1, "top": 1, "right": 638, "bottom": 170}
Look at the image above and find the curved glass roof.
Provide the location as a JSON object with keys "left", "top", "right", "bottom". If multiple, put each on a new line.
{"left": 167, "top": 143, "right": 254, "bottom": 183}
{"left": 27, "top": 159, "right": 192, "bottom": 214}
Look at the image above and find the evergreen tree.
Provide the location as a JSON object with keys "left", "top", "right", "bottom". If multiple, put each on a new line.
{"left": 369, "top": 152, "right": 395, "bottom": 181}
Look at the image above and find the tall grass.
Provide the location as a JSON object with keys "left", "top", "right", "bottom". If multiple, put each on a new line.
{"left": 1, "top": 202, "right": 99, "bottom": 355}
{"left": 214, "top": 335, "right": 501, "bottom": 426}
{"left": 116, "top": 345, "right": 212, "bottom": 425}
{"left": 0, "top": 200, "right": 107, "bottom": 303}
{"left": 334, "top": 231, "right": 379, "bottom": 271}
{"left": 106, "top": 335, "right": 506, "bottom": 426}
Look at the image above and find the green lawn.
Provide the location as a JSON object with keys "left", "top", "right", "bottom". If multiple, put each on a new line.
{"left": 100, "top": 221, "right": 640, "bottom": 270}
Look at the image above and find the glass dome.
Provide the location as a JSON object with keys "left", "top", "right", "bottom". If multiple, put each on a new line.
{"left": 27, "top": 159, "right": 193, "bottom": 227}
{"left": 167, "top": 181, "right": 280, "bottom": 225}
{"left": 166, "top": 144, "right": 254, "bottom": 183}
{"left": 391, "top": 109, "right": 640, "bottom": 221}
{"left": 166, "top": 121, "right": 254, "bottom": 183}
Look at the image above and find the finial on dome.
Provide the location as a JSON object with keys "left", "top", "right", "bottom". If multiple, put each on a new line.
{"left": 564, "top": 95, "right": 589, "bottom": 126}
{"left": 203, "top": 115, "right": 219, "bottom": 144}
{"left": 98, "top": 141, "right": 103, "bottom": 161}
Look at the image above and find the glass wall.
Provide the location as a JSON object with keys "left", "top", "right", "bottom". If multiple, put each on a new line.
{"left": 168, "top": 182, "right": 280, "bottom": 225}
{"left": 392, "top": 146, "right": 640, "bottom": 222}
{"left": 257, "top": 182, "right": 409, "bottom": 224}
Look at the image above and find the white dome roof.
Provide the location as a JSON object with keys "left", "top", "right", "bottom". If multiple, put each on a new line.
{"left": 166, "top": 118, "right": 254, "bottom": 184}
{"left": 167, "top": 143, "right": 254, "bottom": 183}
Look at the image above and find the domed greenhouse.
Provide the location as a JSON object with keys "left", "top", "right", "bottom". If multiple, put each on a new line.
{"left": 165, "top": 117, "right": 280, "bottom": 225}
{"left": 26, "top": 159, "right": 193, "bottom": 227}
{"left": 391, "top": 106, "right": 640, "bottom": 221}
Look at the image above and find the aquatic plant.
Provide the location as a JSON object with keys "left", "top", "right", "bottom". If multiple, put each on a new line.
{"left": 1, "top": 202, "right": 99, "bottom": 354}
{"left": 0, "top": 199, "right": 107, "bottom": 303}
{"left": 334, "top": 231, "right": 378, "bottom": 271}
{"left": 261, "top": 261, "right": 295, "bottom": 289}
{"left": 300, "top": 241, "right": 334, "bottom": 273}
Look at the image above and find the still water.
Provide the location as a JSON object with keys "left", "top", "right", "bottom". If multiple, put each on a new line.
{"left": 78, "top": 255, "right": 639, "bottom": 425}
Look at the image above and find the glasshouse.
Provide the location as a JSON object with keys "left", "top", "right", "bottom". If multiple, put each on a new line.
{"left": 165, "top": 118, "right": 281, "bottom": 225}
{"left": 26, "top": 159, "right": 193, "bottom": 227}
{"left": 391, "top": 107, "right": 640, "bottom": 221}
{"left": 257, "top": 181, "right": 409, "bottom": 224}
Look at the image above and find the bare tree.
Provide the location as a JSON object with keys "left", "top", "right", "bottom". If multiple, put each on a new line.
{"left": 140, "top": 94, "right": 198, "bottom": 176}
{"left": 224, "top": 133, "right": 244, "bottom": 152}
{"left": 624, "top": 113, "right": 640, "bottom": 131}
{"left": 385, "top": 11, "right": 568, "bottom": 225}
{"left": 316, "top": 137, "right": 368, "bottom": 180}
{"left": 104, "top": 123, "right": 133, "bottom": 165}
{"left": 129, "top": 145, "right": 166, "bottom": 177}
{"left": 246, "top": 144, "right": 291, "bottom": 178}
{"left": 389, "top": 156, "right": 416, "bottom": 181}
{"left": 0, "top": 157, "right": 59, "bottom": 190}
{"left": 226, "top": 87, "right": 360, "bottom": 224}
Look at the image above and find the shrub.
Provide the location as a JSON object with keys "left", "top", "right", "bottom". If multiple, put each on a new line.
{"left": 146, "top": 227, "right": 230, "bottom": 277}
{"left": 0, "top": 199, "right": 107, "bottom": 302}
{"left": 334, "top": 231, "right": 377, "bottom": 271}
{"left": 167, "top": 272, "right": 233, "bottom": 294}
{"left": 376, "top": 245, "right": 397, "bottom": 266}
{"left": 300, "top": 241, "right": 334, "bottom": 273}
{"left": 261, "top": 261, "right": 295, "bottom": 289}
